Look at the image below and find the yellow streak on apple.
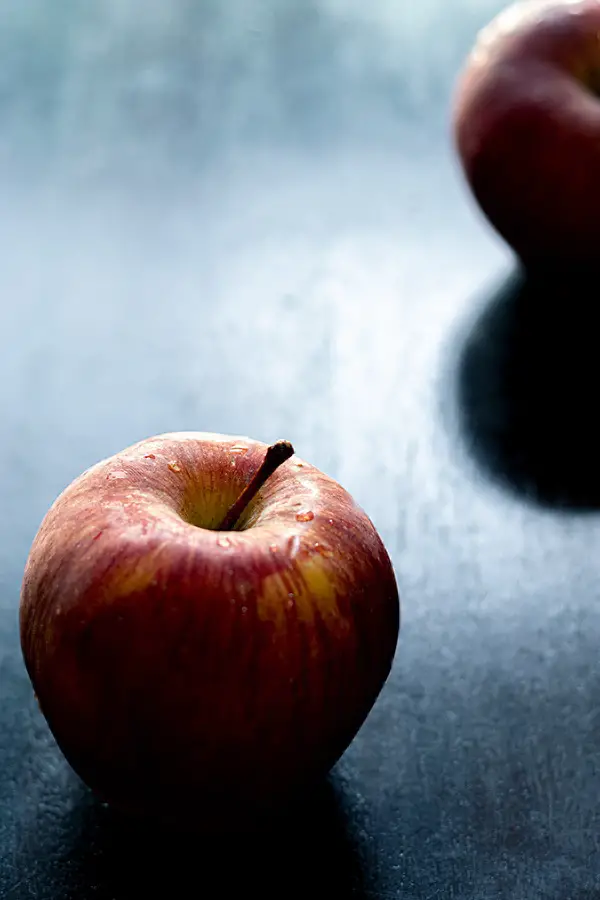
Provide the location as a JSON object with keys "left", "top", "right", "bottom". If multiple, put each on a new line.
{"left": 257, "top": 555, "right": 348, "bottom": 640}
{"left": 107, "top": 560, "right": 159, "bottom": 599}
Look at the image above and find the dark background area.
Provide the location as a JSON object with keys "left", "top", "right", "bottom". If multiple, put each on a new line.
{"left": 3, "top": 2, "right": 600, "bottom": 897}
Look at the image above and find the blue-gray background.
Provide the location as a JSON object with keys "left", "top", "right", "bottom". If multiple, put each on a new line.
{"left": 3, "top": 2, "right": 599, "bottom": 897}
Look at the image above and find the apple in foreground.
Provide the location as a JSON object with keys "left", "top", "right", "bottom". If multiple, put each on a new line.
{"left": 20, "top": 432, "right": 400, "bottom": 829}
{"left": 453, "top": 0, "right": 600, "bottom": 267}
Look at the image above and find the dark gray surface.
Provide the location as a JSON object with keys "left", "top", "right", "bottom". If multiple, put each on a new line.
{"left": 2, "top": 1, "right": 600, "bottom": 897}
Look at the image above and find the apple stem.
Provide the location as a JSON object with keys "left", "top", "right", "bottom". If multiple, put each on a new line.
{"left": 217, "top": 440, "right": 295, "bottom": 531}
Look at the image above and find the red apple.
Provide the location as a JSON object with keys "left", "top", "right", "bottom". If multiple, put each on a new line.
{"left": 453, "top": 0, "right": 600, "bottom": 267}
{"left": 20, "top": 432, "right": 399, "bottom": 829}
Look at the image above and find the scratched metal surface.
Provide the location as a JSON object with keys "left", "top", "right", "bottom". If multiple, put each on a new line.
{"left": 2, "top": 2, "right": 600, "bottom": 898}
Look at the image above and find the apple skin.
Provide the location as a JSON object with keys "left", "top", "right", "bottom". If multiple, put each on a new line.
{"left": 20, "top": 432, "right": 400, "bottom": 830}
{"left": 453, "top": 0, "right": 600, "bottom": 267}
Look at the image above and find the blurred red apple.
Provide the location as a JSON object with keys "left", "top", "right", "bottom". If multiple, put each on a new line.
{"left": 453, "top": 0, "right": 600, "bottom": 267}
{"left": 20, "top": 432, "right": 399, "bottom": 830}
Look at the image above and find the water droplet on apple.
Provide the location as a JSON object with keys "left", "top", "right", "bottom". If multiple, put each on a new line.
{"left": 295, "top": 510, "right": 314, "bottom": 522}
{"left": 168, "top": 461, "right": 181, "bottom": 473}
{"left": 287, "top": 599, "right": 294, "bottom": 609}
{"left": 230, "top": 444, "right": 249, "bottom": 455}
{"left": 241, "top": 606, "right": 248, "bottom": 614}
{"left": 217, "top": 537, "right": 232, "bottom": 549}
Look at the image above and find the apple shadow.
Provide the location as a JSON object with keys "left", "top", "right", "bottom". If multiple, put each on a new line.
{"left": 39, "top": 775, "right": 368, "bottom": 900}
{"left": 455, "top": 266, "right": 600, "bottom": 511}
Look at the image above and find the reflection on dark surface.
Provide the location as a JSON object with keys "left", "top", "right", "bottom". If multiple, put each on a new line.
{"left": 457, "top": 267, "right": 600, "bottom": 510}
{"left": 8, "top": 770, "right": 366, "bottom": 900}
